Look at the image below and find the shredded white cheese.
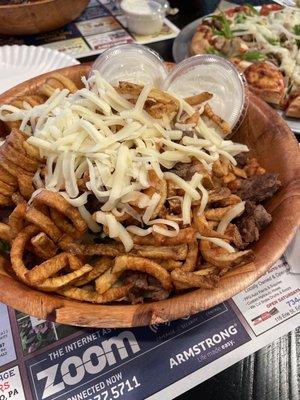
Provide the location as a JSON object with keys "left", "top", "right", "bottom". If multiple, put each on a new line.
{"left": 217, "top": 201, "right": 245, "bottom": 234}
{"left": 196, "top": 234, "right": 236, "bottom": 253}
{"left": 0, "top": 70, "right": 249, "bottom": 251}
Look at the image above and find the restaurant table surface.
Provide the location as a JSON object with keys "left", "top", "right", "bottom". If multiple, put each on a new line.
{"left": 2, "top": 0, "right": 299, "bottom": 399}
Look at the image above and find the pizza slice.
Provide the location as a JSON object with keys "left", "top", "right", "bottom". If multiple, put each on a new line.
{"left": 259, "top": 4, "right": 283, "bottom": 16}
{"left": 243, "top": 62, "right": 285, "bottom": 106}
{"left": 286, "top": 93, "right": 300, "bottom": 118}
{"left": 190, "top": 24, "right": 213, "bottom": 56}
{"left": 285, "top": 60, "right": 300, "bottom": 118}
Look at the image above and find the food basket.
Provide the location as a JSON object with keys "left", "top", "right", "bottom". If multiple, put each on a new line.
{"left": 0, "top": 64, "right": 299, "bottom": 328}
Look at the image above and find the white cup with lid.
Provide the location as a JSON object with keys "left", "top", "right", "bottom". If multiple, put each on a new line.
{"left": 91, "top": 43, "right": 168, "bottom": 88}
{"left": 163, "top": 55, "right": 248, "bottom": 131}
{"left": 120, "top": 0, "right": 165, "bottom": 36}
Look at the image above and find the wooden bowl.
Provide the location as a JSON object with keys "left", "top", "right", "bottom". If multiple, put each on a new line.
{"left": 0, "top": 64, "right": 299, "bottom": 328}
{"left": 0, "top": 0, "right": 89, "bottom": 35}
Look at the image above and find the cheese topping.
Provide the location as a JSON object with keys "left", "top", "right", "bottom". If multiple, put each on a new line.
{"left": 226, "top": 7, "right": 300, "bottom": 82}
{"left": 0, "top": 71, "right": 249, "bottom": 251}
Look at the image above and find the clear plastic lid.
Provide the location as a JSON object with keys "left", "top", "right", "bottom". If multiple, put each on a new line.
{"left": 155, "top": 0, "right": 170, "bottom": 12}
{"left": 91, "top": 44, "right": 168, "bottom": 88}
{"left": 163, "top": 55, "right": 248, "bottom": 130}
{"left": 121, "top": 0, "right": 164, "bottom": 17}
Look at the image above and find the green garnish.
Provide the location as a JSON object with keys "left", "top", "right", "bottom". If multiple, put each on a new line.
{"left": 293, "top": 24, "right": 300, "bottom": 35}
{"left": 241, "top": 51, "right": 266, "bottom": 61}
{"left": 266, "top": 37, "right": 280, "bottom": 46}
{"left": 293, "top": 25, "right": 300, "bottom": 47}
{"left": 0, "top": 239, "right": 10, "bottom": 253}
{"left": 211, "top": 13, "right": 233, "bottom": 39}
{"left": 231, "top": 28, "right": 248, "bottom": 34}
{"left": 244, "top": 3, "right": 259, "bottom": 15}
{"left": 207, "top": 46, "right": 224, "bottom": 57}
{"left": 234, "top": 13, "right": 247, "bottom": 24}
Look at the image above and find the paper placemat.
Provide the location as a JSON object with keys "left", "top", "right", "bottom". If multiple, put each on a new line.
{"left": 0, "top": 0, "right": 180, "bottom": 60}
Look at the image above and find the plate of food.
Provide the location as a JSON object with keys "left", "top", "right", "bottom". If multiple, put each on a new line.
{"left": 0, "top": 63, "right": 298, "bottom": 328}
{"left": 173, "top": 4, "right": 300, "bottom": 133}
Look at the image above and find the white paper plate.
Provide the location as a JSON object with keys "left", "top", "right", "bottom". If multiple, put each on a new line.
{"left": 0, "top": 45, "right": 79, "bottom": 94}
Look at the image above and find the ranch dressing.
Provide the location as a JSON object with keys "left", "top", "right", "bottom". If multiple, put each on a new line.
{"left": 120, "top": 0, "right": 165, "bottom": 35}
{"left": 121, "top": 0, "right": 153, "bottom": 14}
{"left": 164, "top": 56, "right": 247, "bottom": 129}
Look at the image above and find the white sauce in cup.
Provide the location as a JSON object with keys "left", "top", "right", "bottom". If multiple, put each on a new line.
{"left": 121, "top": 0, "right": 165, "bottom": 35}
{"left": 164, "top": 55, "right": 247, "bottom": 129}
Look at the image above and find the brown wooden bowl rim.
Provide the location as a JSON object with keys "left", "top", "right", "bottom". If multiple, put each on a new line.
{"left": 0, "top": 63, "right": 299, "bottom": 328}
{"left": 0, "top": 0, "right": 81, "bottom": 7}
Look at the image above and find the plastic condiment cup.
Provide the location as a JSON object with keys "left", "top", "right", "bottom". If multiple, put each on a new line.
{"left": 120, "top": 0, "right": 165, "bottom": 36}
{"left": 91, "top": 43, "right": 168, "bottom": 87}
{"left": 163, "top": 55, "right": 248, "bottom": 131}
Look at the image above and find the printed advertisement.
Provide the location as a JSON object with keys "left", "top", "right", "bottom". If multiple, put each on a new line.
{"left": 233, "top": 259, "right": 300, "bottom": 335}
{"left": 26, "top": 302, "right": 249, "bottom": 400}
{"left": 0, "top": 0, "right": 179, "bottom": 59}
{"left": 0, "top": 304, "right": 16, "bottom": 367}
{"left": 0, "top": 367, "right": 26, "bottom": 400}
{"left": 0, "top": 257, "right": 299, "bottom": 400}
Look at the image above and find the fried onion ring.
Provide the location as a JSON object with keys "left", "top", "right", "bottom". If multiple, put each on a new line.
{"left": 132, "top": 227, "right": 196, "bottom": 246}
{"left": 0, "top": 193, "right": 13, "bottom": 206}
{"left": 159, "top": 260, "right": 182, "bottom": 271}
{"left": 204, "top": 205, "right": 235, "bottom": 221}
{"left": 18, "top": 173, "right": 35, "bottom": 199}
{"left": 171, "top": 268, "right": 218, "bottom": 289}
{"left": 200, "top": 240, "right": 254, "bottom": 268}
{"left": 0, "top": 165, "right": 17, "bottom": 187}
{"left": 33, "top": 190, "right": 87, "bottom": 233}
{"left": 25, "top": 252, "right": 69, "bottom": 284}
{"left": 11, "top": 225, "right": 39, "bottom": 282}
{"left": 50, "top": 208, "right": 82, "bottom": 239}
{"left": 95, "top": 267, "right": 121, "bottom": 294}
{"left": 58, "top": 285, "right": 132, "bottom": 303}
{"left": 25, "top": 206, "right": 62, "bottom": 242}
{"left": 181, "top": 241, "right": 198, "bottom": 272}
{"left": 8, "top": 203, "right": 26, "bottom": 238}
{"left": 0, "top": 180, "right": 15, "bottom": 197}
{"left": 184, "top": 92, "right": 213, "bottom": 106}
{"left": 67, "top": 253, "right": 85, "bottom": 270}
{"left": 114, "top": 255, "right": 173, "bottom": 291}
{"left": 59, "top": 235, "right": 123, "bottom": 257}
{"left": 37, "top": 265, "right": 92, "bottom": 292}
{"left": 193, "top": 209, "right": 228, "bottom": 239}
{"left": 31, "top": 232, "right": 57, "bottom": 259}
{"left": 132, "top": 244, "right": 188, "bottom": 260}
{"left": 75, "top": 257, "right": 112, "bottom": 287}
{"left": 143, "top": 170, "right": 167, "bottom": 220}
{"left": 203, "top": 104, "right": 231, "bottom": 136}
{"left": 0, "top": 142, "right": 39, "bottom": 173}
{"left": 0, "top": 222, "right": 12, "bottom": 243}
